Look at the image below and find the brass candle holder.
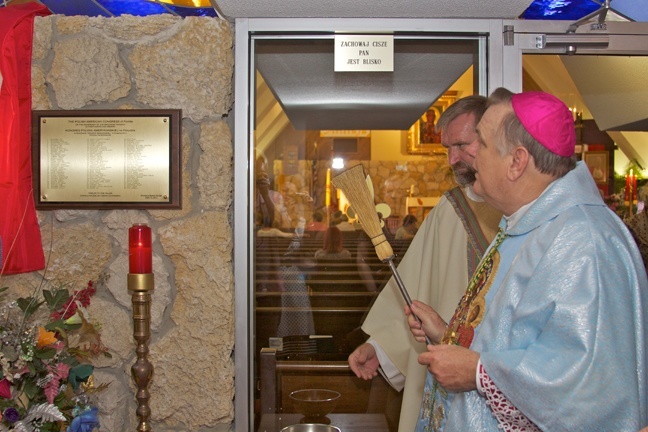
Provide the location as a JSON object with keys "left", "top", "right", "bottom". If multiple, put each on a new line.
{"left": 129, "top": 272, "right": 155, "bottom": 432}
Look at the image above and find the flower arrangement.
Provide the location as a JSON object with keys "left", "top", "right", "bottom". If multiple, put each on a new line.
{"left": 603, "top": 192, "right": 623, "bottom": 212}
{"left": 604, "top": 192, "right": 626, "bottom": 217}
{"left": 0, "top": 277, "right": 110, "bottom": 431}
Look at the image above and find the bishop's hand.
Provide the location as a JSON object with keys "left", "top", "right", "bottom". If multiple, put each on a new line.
{"left": 405, "top": 300, "right": 447, "bottom": 345}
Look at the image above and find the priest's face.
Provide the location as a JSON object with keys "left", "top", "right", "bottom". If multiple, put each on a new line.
{"left": 442, "top": 112, "right": 479, "bottom": 186}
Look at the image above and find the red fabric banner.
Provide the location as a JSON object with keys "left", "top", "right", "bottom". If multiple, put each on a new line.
{"left": 0, "top": 3, "right": 51, "bottom": 274}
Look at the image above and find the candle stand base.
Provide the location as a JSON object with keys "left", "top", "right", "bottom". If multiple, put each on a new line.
{"left": 129, "top": 273, "right": 155, "bottom": 432}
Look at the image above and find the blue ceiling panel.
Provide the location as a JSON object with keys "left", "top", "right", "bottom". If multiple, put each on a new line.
{"left": 166, "top": 5, "right": 218, "bottom": 17}
{"left": 521, "top": 0, "right": 602, "bottom": 20}
{"left": 95, "top": 0, "right": 172, "bottom": 16}
{"left": 35, "top": 0, "right": 219, "bottom": 18}
{"left": 39, "top": 0, "right": 112, "bottom": 17}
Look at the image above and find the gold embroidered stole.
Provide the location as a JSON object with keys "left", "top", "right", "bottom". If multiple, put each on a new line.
{"left": 443, "top": 228, "right": 507, "bottom": 347}
{"left": 421, "top": 229, "right": 508, "bottom": 431}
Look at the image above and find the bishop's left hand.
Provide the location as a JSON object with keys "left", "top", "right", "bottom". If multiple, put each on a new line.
{"left": 418, "top": 344, "right": 480, "bottom": 393}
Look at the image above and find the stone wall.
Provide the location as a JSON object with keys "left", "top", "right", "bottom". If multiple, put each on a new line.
{"left": 2, "top": 14, "right": 234, "bottom": 431}
{"left": 366, "top": 159, "right": 455, "bottom": 217}
{"left": 275, "top": 158, "right": 454, "bottom": 227}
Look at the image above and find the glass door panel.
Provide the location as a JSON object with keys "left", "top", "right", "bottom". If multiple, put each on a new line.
{"left": 252, "top": 33, "right": 484, "bottom": 431}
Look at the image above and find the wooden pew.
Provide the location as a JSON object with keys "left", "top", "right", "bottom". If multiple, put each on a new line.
{"left": 256, "top": 291, "right": 377, "bottom": 308}
{"left": 255, "top": 303, "right": 369, "bottom": 351}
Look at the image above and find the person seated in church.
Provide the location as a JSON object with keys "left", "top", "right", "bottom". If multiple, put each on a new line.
{"left": 333, "top": 212, "right": 356, "bottom": 231}
{"left": 314, "top": 226, "right": 351, "bottom": 261}
{"left": 395, "top": 214, "right": 418, "bottom": 240}
{"left": 305, "top": 211, "right": 327, "bottom": 233}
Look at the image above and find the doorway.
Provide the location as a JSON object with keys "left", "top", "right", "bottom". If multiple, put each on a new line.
{"left": 235, "top": 20, "right": 498, "bottom": 432}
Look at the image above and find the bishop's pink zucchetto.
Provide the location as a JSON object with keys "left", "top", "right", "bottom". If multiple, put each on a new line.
{"left": 511, "top": 91, "right": 576, "bottom": 158}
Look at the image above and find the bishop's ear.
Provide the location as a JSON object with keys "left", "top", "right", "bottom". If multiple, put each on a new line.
{"left": 508, "top": 146, "right": 530, "bottom": 181}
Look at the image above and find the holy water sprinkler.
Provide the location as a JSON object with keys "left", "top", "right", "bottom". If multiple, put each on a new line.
{"left": 332, "top": 164, "right": 432, "bottom": 346}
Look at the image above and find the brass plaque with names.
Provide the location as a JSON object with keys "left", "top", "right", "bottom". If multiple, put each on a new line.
{"left": 32, "top": 110, "right": 181, "bottom": 209}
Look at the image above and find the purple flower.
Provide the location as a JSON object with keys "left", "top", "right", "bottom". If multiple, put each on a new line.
{"left": 66, "top": 407, "right": 100, "bottom": 432}
{"left": 2, "top": 407, "right": 21, "bottom": 423}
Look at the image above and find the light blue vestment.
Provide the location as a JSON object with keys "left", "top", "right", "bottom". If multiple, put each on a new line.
{"left": 418, "top": 162, "right": 648, "bottom": 431}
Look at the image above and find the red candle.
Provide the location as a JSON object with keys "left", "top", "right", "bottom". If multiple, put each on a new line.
{"left": 626, "top": 173, "right": 631, "bottom": 202}
{"left": 129, "top": 224, "right": 152, "bottom": 274}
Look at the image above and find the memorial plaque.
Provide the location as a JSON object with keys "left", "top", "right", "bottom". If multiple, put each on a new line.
{"left": 32, "top": 110, "right": 181, "bottom": 209}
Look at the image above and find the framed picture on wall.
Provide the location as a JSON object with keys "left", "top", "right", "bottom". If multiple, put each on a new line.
{"left": 583, "top": 151, "right": 609, "bottom": 185}
{"left": 407, "top": 91, "right": 457, "bottom": 155}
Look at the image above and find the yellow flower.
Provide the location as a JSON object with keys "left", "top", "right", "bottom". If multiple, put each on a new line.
{"left": 37, "top": 326, "right": 58, "bottom": 348}
{"left": 64, "top": 312, "right": 83, "bottom": 325}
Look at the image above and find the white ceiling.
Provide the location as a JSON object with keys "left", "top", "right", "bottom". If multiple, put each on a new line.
{"left": 562, "top": 56, "right": 648, "bottom": 132}
{"left": 255, "top": 38, "right": 476, "bottom": 130}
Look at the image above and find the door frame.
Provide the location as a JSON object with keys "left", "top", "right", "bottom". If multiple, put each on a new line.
{"left": 233, "top": 17, "right": 511, "bottom": 431}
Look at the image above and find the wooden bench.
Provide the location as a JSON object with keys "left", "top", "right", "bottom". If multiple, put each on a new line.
{"left": 256, "top": 304, "right": 369, "bottom": 352}
{"left": 255, "top": 292, "right": 376, "bottom": 347}
{"left": 257, "top": 291, "right": 378, "bottom": 308}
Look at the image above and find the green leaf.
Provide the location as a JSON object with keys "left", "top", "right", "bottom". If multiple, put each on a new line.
{"left": 17, "top": 297, "right": 44, "bottom": 318}
{"left": 61, "top": 355, "right": 80, "bottom": 367}
{"left": 43, "top": 288, "right": 70, "bottom": 310}
{"left": 68, "top": 364, "right": 94, "bottom": 390}
{"left": 40, "top": 423, "right": 61, "bottom": 432}
{"left": 0, "top": 286, "right": 8, "bottom": 294}
{"left": 1, "top": 345, "right": 18, "bottom": 362}
{"left": 53, "top": 391, "right": 68, "bottom": 405}
{"left": 24, "top": 379, "right": 39, "bottom": 399}
{"left": 65, "top": 322, "right": 82, "bottom": 331}
{"left": 44, "top": 319, "right": 65, "bottom": 332}
{"left": 43, "top": 322, "right": 80, "bottom": 339}
{"left": 35, "top": 347, "right": 58, "bottom": 359}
